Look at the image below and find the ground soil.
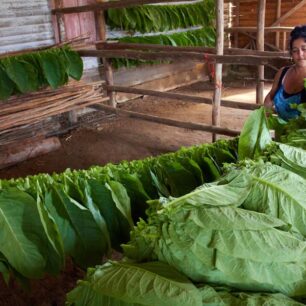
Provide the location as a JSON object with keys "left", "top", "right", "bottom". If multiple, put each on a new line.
{"left": 0, "top": 80, "right": 271, "bottom": 305}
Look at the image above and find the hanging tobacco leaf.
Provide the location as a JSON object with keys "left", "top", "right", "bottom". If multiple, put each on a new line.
{"left": 38, "top": 51, "right": 68, "bottom": 89}
{"left": 0, "top": 64, "right": 15, "bottom": 100}
{"left": 1, "top": 57, "right": 39, "bottom": 93}
{"left": 62, "top": 47, "right": 84, "bottom": 81}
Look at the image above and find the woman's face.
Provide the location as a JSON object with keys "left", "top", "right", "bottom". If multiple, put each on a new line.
{"left": 291, "top": 37, "right": 306, "bottom": 67}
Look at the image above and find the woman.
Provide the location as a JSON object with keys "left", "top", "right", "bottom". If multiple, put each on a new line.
{"left": 264, "top": 25, "right": 306, "bottom": 120}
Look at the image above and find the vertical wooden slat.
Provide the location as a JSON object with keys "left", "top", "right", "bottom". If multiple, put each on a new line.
{"left": 275, "top": 0, "right": 281, "bottom": 48}
{"left": 256, "top": 0, "right": 265, "bottom": 105}
{"left": 234, "top": 0, "right": 240, "bottom": 48}
{"left": 283, "top": 31, "right": 287, "bottom": 51}
{"left": 212, "top": 0, "right": 224, "bottom": 142}
{"left": 50, "top": 0, "right": 62, "bottom": 43}
{"left": 95, "top": 0, "right": 116, "bottom": 107}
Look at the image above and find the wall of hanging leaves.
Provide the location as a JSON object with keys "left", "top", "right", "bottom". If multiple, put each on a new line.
{"left": 105, "top": 0, "right": 216, "bottom": 68}
{"left": 0, "top": 46, "right": 83, "bottom": 101}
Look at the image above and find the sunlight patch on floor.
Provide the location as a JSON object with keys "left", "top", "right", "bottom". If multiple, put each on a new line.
{"left": 223, "top": 87, "right": 271, "bottom": 103}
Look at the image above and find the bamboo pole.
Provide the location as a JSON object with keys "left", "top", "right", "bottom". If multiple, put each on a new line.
{"left": 212, "top": 0, "right": 224, "bottom": 142}
{"left": 92, "top": 104, "right": 240, "bottom": 137}
{"left": 256, "top": 0, "right": 266, "bottom": 105}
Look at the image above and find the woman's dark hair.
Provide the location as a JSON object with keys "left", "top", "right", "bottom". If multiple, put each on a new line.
{"left": 289, "top": 25, "right": 306, "bottom": 50}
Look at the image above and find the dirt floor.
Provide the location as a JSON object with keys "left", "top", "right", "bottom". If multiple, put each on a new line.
{"left": 0, "top": 79, "right": 272, "bottom": 305}
{"left": 0, "top": 79, "right": 271, "bottom": 180}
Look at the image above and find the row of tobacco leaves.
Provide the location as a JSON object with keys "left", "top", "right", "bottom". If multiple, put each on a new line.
{"left": 0, "top": 105, "right": 305, "bottom": 305}
{"left": 105, "top": 0, "right": 216, "bottom": 68}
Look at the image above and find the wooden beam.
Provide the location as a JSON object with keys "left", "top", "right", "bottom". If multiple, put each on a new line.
{"left": 92, "top": 104, "right": 240, "bottom": 137}
{"left": 275, "top": 0, "right": 281, "bottom": 48}
{"left": 97, "top": 41, "right": 289, "bottom": 57}
{"left": 52, "top": 0, "right": 182, "bottom": 14}
{"left": 78, "top": 49, "right": 290, "bottom": 67}
{"left": 233, "top": 0, "right": 240, "bottom": 48}
{"left": 96, "top": 0, "right": 116, "bottom": 107}
{"left": 226, "top": 26, "right": 292, "bottom": 33}
{"left": 106, "top": 85, "right": 260, "bottom": 110}
{"left": 256, "top": 0, "right": 265, "bottom": 105}
{"left": 240, "top": 32, "right": 281, "bottom": 51}
{"left": 270, "top": 0, "right": 306, "bottom": 27}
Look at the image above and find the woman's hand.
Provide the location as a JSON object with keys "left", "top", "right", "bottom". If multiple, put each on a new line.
{"left": 264, "top": 93, "right": 274, "bottom": 117}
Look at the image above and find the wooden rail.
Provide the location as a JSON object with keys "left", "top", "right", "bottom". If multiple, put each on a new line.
{"left": 92, "top": 104, "right": 240, "bottom": 137}
{"left": 78, "top": 49, "right": 290, "bottom": 67}
{"left": 106, "top": 85, "right": 260, "bottom": 110}
{"left": 52, "top": 0, "right": 182, "bottom": 14}
{"left": 96, "top": 41, "right": 289, "bottom": 57}
{"left": 51, "top": 0, "right": 280, "bottom": 142}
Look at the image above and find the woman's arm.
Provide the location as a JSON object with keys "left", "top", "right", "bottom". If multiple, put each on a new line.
{"left": 264, "top": 67, "right": 284, "bottom": 110}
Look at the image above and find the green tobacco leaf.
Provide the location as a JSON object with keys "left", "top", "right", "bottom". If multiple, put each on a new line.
{"left": 200, "top": 156, "right": 220, "bottom": 182}
{"left": 167, "top": 171, "right": 251, "bottom": 210}
{"left": 106, "top": 181, "right": 134, "bottom": 228}
{"left": 2, "top": 58, "right": 39, "bottom": 93}
{"left": 45, "top": 186, "right": 109, "bottom": 268}
{"left": 36, "top": 193, "right": 65, "bottom": 275}
{"left": 238, "top": 107, "right": 272, "bottom": 160}
{"left": 199, "top": 284, "right": 305, "bottom": 306}
{"left": 117, "top": 172, "right": 150, "bottom": 221}
{"left": 0, "top": 64, "right": 15, "bottom": 100}
{"left": 86, "top": 179, "right": 130, "bottom": 251}
{"left": 66, "top": 261, "right": 202, "bottom": 306}
{"left": 0, "top": 188, "right": 46, "bottom": 278}
{"left": 237, "top": 163, "right": 306, "bottom": 237}
{"left": 39, "top": 51, "right": 68, "bottom": 89}
{"left": 63, "top": 47, "right": 83, "bottom": 80}
{"left": 44, "top": 189, "right": 77, "bottom": 256}
{"left": 157, "top": 159, "right": 199, "bottom": 197}
{"left": 274, "top": 143, "right": 306, "bottom": 179}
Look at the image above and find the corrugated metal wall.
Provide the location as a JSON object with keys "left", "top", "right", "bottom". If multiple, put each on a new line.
{"left": 0, "top": 0, "right": 55, "bottom": 53}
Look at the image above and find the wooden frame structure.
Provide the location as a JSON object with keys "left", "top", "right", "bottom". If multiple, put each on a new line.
{"left": 50, "top": 1, "right": 289, "bottom": 139}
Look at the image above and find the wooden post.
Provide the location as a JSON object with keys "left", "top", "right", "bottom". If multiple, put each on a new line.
{"left": 234, "top": 0, "right": 240, "bottom": 48}
{"left": 275, "top": 0, "right": 281, "bottom": 48}
{"left": 50, "top": 0, "right": 62, "bottom": 43}
{"left": 283, "top": 31, "right": 287, "bottom": 51}
{"left": 212, "top": 0, "right": 224, "bottom": 142}
{"left": 95, "top": 0, "right": 116, "bottom": 107}
{"left": 256, "top": 0, "right": 266, "bottom": 105}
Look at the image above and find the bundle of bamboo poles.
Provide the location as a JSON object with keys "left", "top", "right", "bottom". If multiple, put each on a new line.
{"left": 0, "top": 81, "right": 108, "bottom": 132}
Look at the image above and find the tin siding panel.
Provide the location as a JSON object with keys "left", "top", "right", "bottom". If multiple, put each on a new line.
{"left": 0, "top": 0, "right": 55, "bottom": 53}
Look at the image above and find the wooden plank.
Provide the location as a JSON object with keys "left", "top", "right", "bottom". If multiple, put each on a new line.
{"left": 106, "top": 85, "right": 259, "bottom": 110}
{"left": 97, "top": 41, "right": 289, "bottom": 57}
{"left": 78, "top": 49, "right": 290, "bottom": 66}
{"left": 256, "top": 0, "right": 265, "bottom": 105}
{"left": 92, "top": 104, "right": 240, "bottom": 137}
{"left": 226, "top": 26, "right": 292, "bottom": 32}
{"left": 275, "top": 0, "right": 281, "bottom": 48}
